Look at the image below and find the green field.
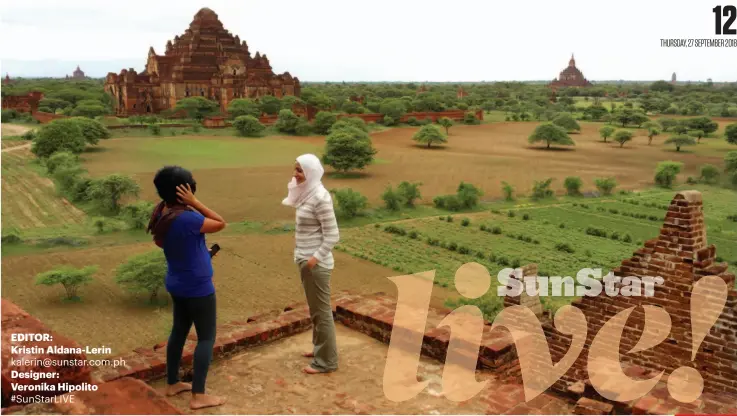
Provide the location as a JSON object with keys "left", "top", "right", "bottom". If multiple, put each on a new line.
{"left": 336, "top": 185, "right": 737, "bottom": 318}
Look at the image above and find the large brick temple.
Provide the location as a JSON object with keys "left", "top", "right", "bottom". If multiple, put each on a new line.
{"left": 104, "top": 7, "right": 300, "bottom": 116}
{"left": 549, "top": 54, "right": 592, "bottom": 89}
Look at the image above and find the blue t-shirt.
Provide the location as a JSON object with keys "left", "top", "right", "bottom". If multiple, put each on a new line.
{"left": 163, "top": 211, "right": 214, "bottom": 298}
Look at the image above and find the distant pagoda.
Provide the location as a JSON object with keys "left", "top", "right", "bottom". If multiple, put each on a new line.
{"left": 549, "top": 54, "right": 591, "bottom": 89}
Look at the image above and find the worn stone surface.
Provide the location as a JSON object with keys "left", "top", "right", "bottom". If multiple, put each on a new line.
{"left": 152, "top": 325, "right": 573, "bottom": 415}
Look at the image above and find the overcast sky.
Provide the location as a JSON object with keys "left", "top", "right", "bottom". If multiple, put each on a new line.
{"left": 1, "top": 0, "right": 734, "bottom": 82}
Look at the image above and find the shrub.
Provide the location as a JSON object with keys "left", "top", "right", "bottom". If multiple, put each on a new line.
{"left": 623, "top": 234, "right": 633, "bottom": 243}
{"left": 313, "top": 111, "right": 338, "bottom": 135}
{"left": 586, "top": 227, "right": 607, "bottom": 237}
{"left": 407, "top": 116, "right": 419, "bottom": 126}
{"left": 45, "top": 151, "right": 78, "bottom": 174}
{"left": 559, "top": 223, "right": 566, "bottom": 228}
{"left": 2, "top": 232, "right": 22, "bottom": 244}
{"left": 552, "top": 113, "right": 581, "bottom": 133}
{"left": 480, "top": 224, "right": 487, "bottom": 231}
{"left": 22, "top": 130, "right": 36, "bottom": 141}
{"left": 409, "top": 231, "right": 419, "bottom": 239}
{"left": 69, "top": 117, "right": 111, "bottom": 144}
{"left": 120, "top": 201, "right": 156, "bottom": 230}
{"left": 496, "top": 256, "right": 510, "bottom": 266}
{"left": 322, "top": 126, "right": 377, "bottom": 173}
{"left": 554, "top": 242, "right": 575, "bottom": 253}
{"left": 654, "top": 161, "right": 683, "bottom": 188}
{"left": 233, "top": 115, "right": 265, "bottom": 137}
{"left": 32, "top": 119, "right": 87, "bottom": 158}
{"left": 463, "top": 112, "right": 480, "bottom": 125}
{"left": 461, "top": 218, "right": 470, "bottom": 227}
{"left": 381, "top": 185, "right": 403, "bottom": 211}
{"left": 86, "top": 174, "right": 140, "bottom": 215}
{"left": 491, "top": 226, "right": 502, "bottom": 234}
{"left": 53, "top": 165, "right": 87, "bottom": 195}
{"left": 384, "top": 225, "right": 407, "bottom": 236}
{"left": 35, "top": 265, "right": 97, "bottom": 300}
{"left": 511, "top": 259, "right": 521, "bottom": 268}
{"left": 522, "top": 213, "right": 530, "bottom": 220}
{"left": 446, "top": 216, "right": 454, "bottom": 222}
{"left": 397, "top": 181, "right": 422, "bottom": 207}
{"left": 458, "top": 246, "right": 471, "bottom": 255}
{"left": 594, "top": 177, "right": 617, "bottom": 195}
{"left": 331, "top": 188, "right": 368, "bottom": 218}
{"left": 149, "top": 124, "right": 162, "bottom": 135}
{"left": 330, "top": 118, "right": 369, "bottom": 133}
{"left": 699, "top": 164, "right": 720, "bottom": 184}
{"left": 564, "top": 176, "right": 583, "bottom": 196}
{"left": 610, "top": 231, "right": 621, "bottom": 241}
{"left": 531, "top": 178, "right": 555, "bottom": 200}
{"left": 274, "top": 109, "right": 302, "bottom": 134}
{"left": 115, "top": 250, "right": 167, "bottom": 304}
{"left": 508, "top": 211, "right": 516, "bottom": 218}
{"left": 501, "top": 181, "right": 515, "bottom": 201}
{"left": 448, "top": 242, "right": 458, "bottom": 251}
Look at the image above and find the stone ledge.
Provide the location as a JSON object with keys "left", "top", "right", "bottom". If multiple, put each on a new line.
{"left": 91, "top": 291, "right": 364, "bottom": 384}
{"left": 334, "top": 293, "right": 517, "bottom": 370}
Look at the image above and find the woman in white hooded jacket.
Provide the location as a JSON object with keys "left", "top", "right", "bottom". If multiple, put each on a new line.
{"left": 282, "top": 154, "right": 340, "bottom": 374}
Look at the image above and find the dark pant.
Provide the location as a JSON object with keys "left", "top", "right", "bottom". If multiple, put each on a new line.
{"left": 166, "top": 293, "right": 216, "bottom": 394}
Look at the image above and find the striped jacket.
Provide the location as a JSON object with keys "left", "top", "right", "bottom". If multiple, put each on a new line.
{"left": 293, "top": 190, "right": 340, "bottom": 269}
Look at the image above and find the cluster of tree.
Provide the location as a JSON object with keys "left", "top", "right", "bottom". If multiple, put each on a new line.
{"left": 3, "top": 79, "right": 112, "bottom": 118}
{"left": 1, "top": 109, "right": 37, "bottom": 124}
{"left": 30, "top": 118, "right": 147, "bottom": 232}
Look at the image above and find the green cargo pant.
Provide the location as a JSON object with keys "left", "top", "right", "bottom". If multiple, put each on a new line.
{"left": 298, "top": 260, "right": 338, "bottom": 372}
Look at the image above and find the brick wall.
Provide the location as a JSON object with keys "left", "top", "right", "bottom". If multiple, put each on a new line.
{"left": 542, "top": 191, "right": 737, "bottom": 398}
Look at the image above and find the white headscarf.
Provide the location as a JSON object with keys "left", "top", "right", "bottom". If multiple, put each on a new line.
{"left": 282, "top": 154, "right": 328, "bottom": 208}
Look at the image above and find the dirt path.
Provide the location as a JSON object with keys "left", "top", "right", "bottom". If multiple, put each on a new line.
{"left": 1, "top": 123, "right": 33, "bottom": 138}
{"left": 1, "top": 142, "right": 31, "bottom": 152}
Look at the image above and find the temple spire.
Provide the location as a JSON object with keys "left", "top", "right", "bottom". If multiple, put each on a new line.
{"left": 569, "top": 54, "right": 575, "bottom": 67}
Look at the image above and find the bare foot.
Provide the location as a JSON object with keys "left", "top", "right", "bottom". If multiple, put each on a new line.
{"left": 302, "top": 351, "right": 314, "bottom": 358}
{"left": 302, "top": 365, "right": 322, "bottom": 374}
{"left": 165, "top": 382, "right": 191, "bottom": 396}
{"left": 190, "top": 394, "right": 226, "bottom": 410}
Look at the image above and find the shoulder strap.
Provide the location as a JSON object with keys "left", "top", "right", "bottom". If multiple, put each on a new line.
{"left": 147, "top": 202, "right": 193, "bottom": 247}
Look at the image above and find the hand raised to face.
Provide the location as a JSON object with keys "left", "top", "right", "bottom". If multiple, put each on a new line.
{"left": 176, "top": 183, "right": 198, "bottom": 206}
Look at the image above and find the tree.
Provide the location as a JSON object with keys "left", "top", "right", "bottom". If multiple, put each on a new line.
{"left": 564, "top": 177, "right": 583, "bottom": 196}
{"left": 664, "top": 135, "right": 696, "bottom": 152}
{"left": 552, "top": 113, "right": 580, "bottom": 133}
{"left": 689, "top": 130, "right": 706, "bottom": 143}
{"left": 69, "top": 117, "right": 110, "bottom": 145}
{"left": 120, "top": 201, "right": 156, "bottom": 230}
{"left": 438, "top": 117, "right": 453, "bottom": 135}
{"left": 594, "top": 178, "right": 617, "bottom": 195}
{"left": 322, "top": 126, "right": 377, "bottom": 172}
{"left": 687, "top": 117, "right": 719, "bottom": 135}
{"left": 233, "top": 115, "right": 265, "bottom": 137}
{"left": 646, "top": 127, "right": 661, "bottom": 145}
{"left": 330, "top": 118, "right": 368, "bottom": 133}
{"left": 274, "top": 109, "right": 301, "bottom": 134}
{"left": 313, "top": 111, "right": 338, "bottom": 135}
{"left": 115, "top": 250, "right": 167, "bottom": 304}
{"left": 614, "top": 130, "right": 634, "bottom": 148}
{"left": 70, "top": 104, "right": 107, "bottom": 118}
{"left": 413, "top": 125, "right": 447, "bottom": 148}
{"left": 227, "top": 99, "right": 261, "bottom": 118}
{"left": 659, "top": 118, "right": 679, "bottom": 132}
{"left": 528, "top": 123, "right": 574, "bottom": 149}
{"left": 630, "top": 112, "right": 650, "bottom": 127}
{"left": 39, "top": 98, "right": 72, "bottom": 113}
{"left": 45, "top": 151, "right": 78, "bottom": 174}
{"left": 699, "top": 164, "right": 720, "bottom": 184}
{"left": 654, "top": 161, "right": 683, "bottom": 188}
{"left": 31, "top": 119, "right": 87, "bottom": 158}
{"left": 259, "top": 96, "right": 282, "bottom": 115}
{"left": 86, "top": 174, "right": 140, "bottom": 214}
{"left": 725, "top": 123, "right": 737, "bottom": 145}
{"left": 599, "top": 125, "right": 615, "bottom": 142}
{"left": 174, "top": 97, "right": 218, "bottom": 122}
{"left": 35, "top": 265, "right": 97, "bottom": 300}
{"left": 379, "top": 99, "right": 407, "bottom": 124}
{"left": 331, "top": 188, "right": 368, "bottom": 218}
